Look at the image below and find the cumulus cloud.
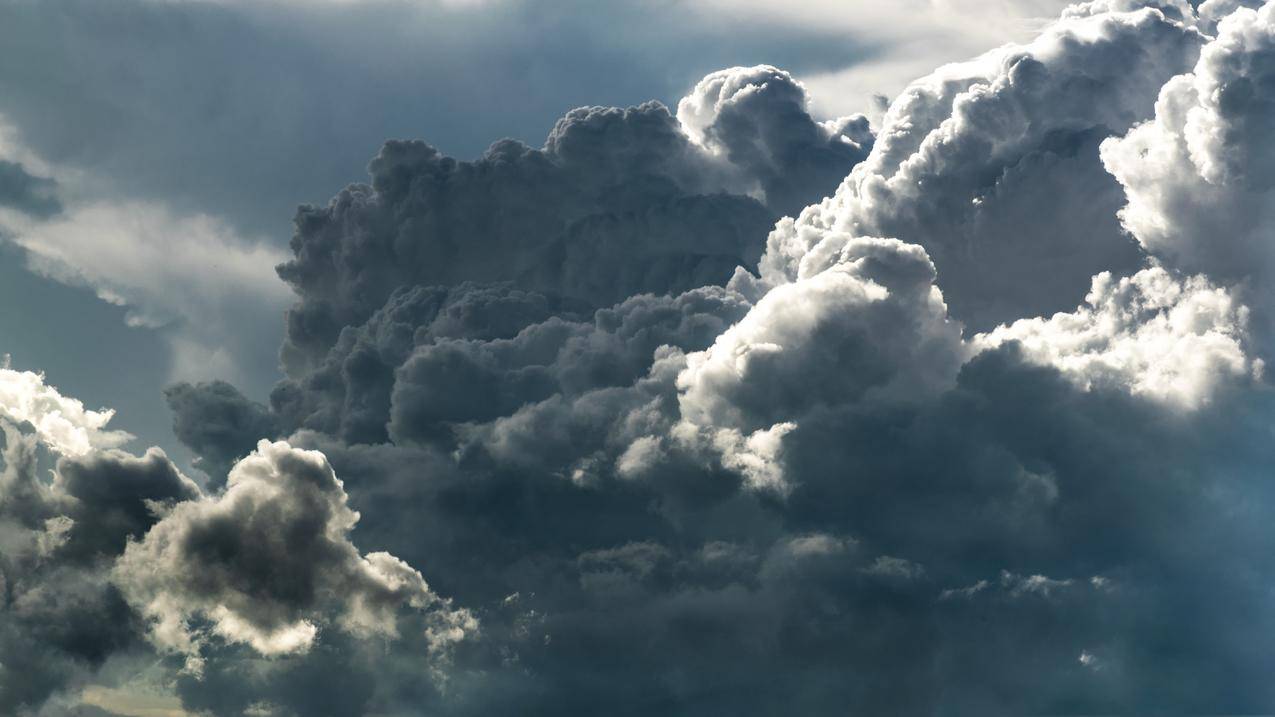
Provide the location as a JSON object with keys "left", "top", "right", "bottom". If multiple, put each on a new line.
{"left": 672, "top": 237, "right": 965, "bottom": 491}
{"left": 679, "top": 237, "right": 964, "bottom": 434}
{"left": 1102, "top": 1, "right": 1275, "bottom": 344}
{"left": 677, "top": 65, "right": 873, "bottom": 214}
{"left": 276, "top": 69, "right": 868, "bottom": 375}
{"left": 112, "top": 440, "right": 474, "bottom": 673}
{"left": 0, "top": 364, "right": 133, "bottom": 457}
{"left": 0, "top": 374, "right": 468, "bottom": 712}
{"left": 975, "top": 266, "right": 1260, "bottom": 407}
{"left": 754, "top": 3, "right": 1204, "bottom": 328}
{"left": 164, "top": 380, "right": 279, "bottom": 487}
{"left": 0, "top": 419, "right": 174, "bottom": 713}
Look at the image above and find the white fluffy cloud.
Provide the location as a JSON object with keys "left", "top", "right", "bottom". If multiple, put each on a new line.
{"left": 0, "top": 364, "right": 132, "bottom": 457}
{"left": 677, "top": 237, "right": 964, "bottom": 451}
{"left": 752, "top": 2, "right": 1204, "bottom": 329}
{"left": 1103, "top": 2, "right": 1275, "bottom": 288}
{"left": 974, "top": 266, "right": 1260, "bottom": 407}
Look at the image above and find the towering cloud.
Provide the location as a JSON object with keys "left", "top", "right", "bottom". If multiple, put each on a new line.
{"left": 1103, "top": 0, "right": 1275, "bottom": 345}
{"left": 753, "top": 4, "right": 1204, "bottom": 328}
{"left": 275, "top": 67, "right": 869, "bottom": 376}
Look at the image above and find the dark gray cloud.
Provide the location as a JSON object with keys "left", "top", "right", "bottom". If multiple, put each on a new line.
{"left": 164, "top": 380, "right": 278, "bottom": 487}
{"left": 273, "top": 347, "right": 1275, "bottom": 716}
{"left": 276, "top": 68, "right": 868, "bottom": 377}
{"left": 0, "top": 0, "right": 882, "bottom": 467}
{"left": 0, "top": 413, "right": 468, "bottom": 713}
{"left": 51, "top": 447, "right": 201, "bottom": 562}
{"left": 0, "top": 425, "right": 152, "bottom": 713}
{"left": 201, "top": 4, "right": 1275, "bottom": 713}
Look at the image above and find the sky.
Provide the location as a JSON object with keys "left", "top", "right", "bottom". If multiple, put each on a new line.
{"left": 9, "top": 0, "right": 1275, "bottom": 715}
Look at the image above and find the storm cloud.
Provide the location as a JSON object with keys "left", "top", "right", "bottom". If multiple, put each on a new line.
{"left": 9, "top": 1, "right": 1275, "bottom": 715}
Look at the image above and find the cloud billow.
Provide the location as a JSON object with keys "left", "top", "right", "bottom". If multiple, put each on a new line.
{"left": 275, "top": 66, "right": 869, "bottom": 376}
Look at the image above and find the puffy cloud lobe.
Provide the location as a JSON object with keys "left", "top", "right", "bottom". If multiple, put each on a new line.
{"left": 0, "top": 423, "right": 179, "bottom": 712}
{"left": 112, "top": 440, "right": 473, "bottom": 672}
{"left": 276, "top": 70, "right": 870, "bottom": 375}
{"left": 975, "top": 265, "right": 1260, "bottom": 407}
{"left": 1197, "top": 0, "right": 1268, "bottom": 34}
{"left": 1062, "top": 0, "right": 1193, "bottom": 22}
{"left": 0, "top": 365, "right": 133, "bottom": 458}
{"left": 391, "top": 285, "right": 751, "bottom": 447}
{"left": 675, "top": 237, "right": 965, "bottom": 491}
{"left": 271, "top": 283, "right": 576, "bottom": 445}
{"left": 51, "top": 447, "right": 201, "bottom": 562}
{"left": 1, "top": 378, "right": 470, "bottom": 713}
{"left": 1103, "top": 2, "right": 1275, "bottom": 306}
{"left": 0, "top": 426, "right": 197, "bottom": 562}
{"left": 267, "top": 279, "right": 752, "bottom": 456}
{"left": 164, "top": 379, "right": 279, "bottom": 486}
{"left": 677, "top": 65, "right": 874, "bottom": 215}
{"left": 679, "top": 237, "right": 964, "bottom": 434}
{"left": 753, "top": 4, "right": 1205, "bottom": 328}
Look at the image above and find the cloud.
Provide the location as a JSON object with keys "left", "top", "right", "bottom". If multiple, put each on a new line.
{"left": 1, "top": 201, "right": 291, "bottom": 391}
{"left": 211, "top": 3, "right": 1275, "bottom": 712}
{"left": 677, "top": 65, "right": 873, "bottom": 214}
{"left": 163, "top": 381, "right": 279, "bottom": 487}
{"left": 276, "top": 72, "right": 868, "bottom": 376}
{"left": 1102, "top": 1, "right": 1275, "bottom": 345}
{"left": 0, "top": 421, "right": 159, "bottom": 713}
{"left": 755, "top": 3, "right": 1204, "bottom": 329}
{"left": 678, "top": 237, "right": 965, "bottom": 435}
{"left": 975, "top": 265, "right": 1260, "bottom": 407}
{"left": 112, "top": 440, "right": 474, "bottom": 674}
{"left": 0, "top": 374, "right": 469, "bottom": 712}
{"left": 690, "top": 0, "right": 1083, "bottom": 119}
{"left": 0, "top": 364, "right": 133, "bottom": 458}
{"left": 18, "top": 0, "right": 1275, "bottom": 714}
